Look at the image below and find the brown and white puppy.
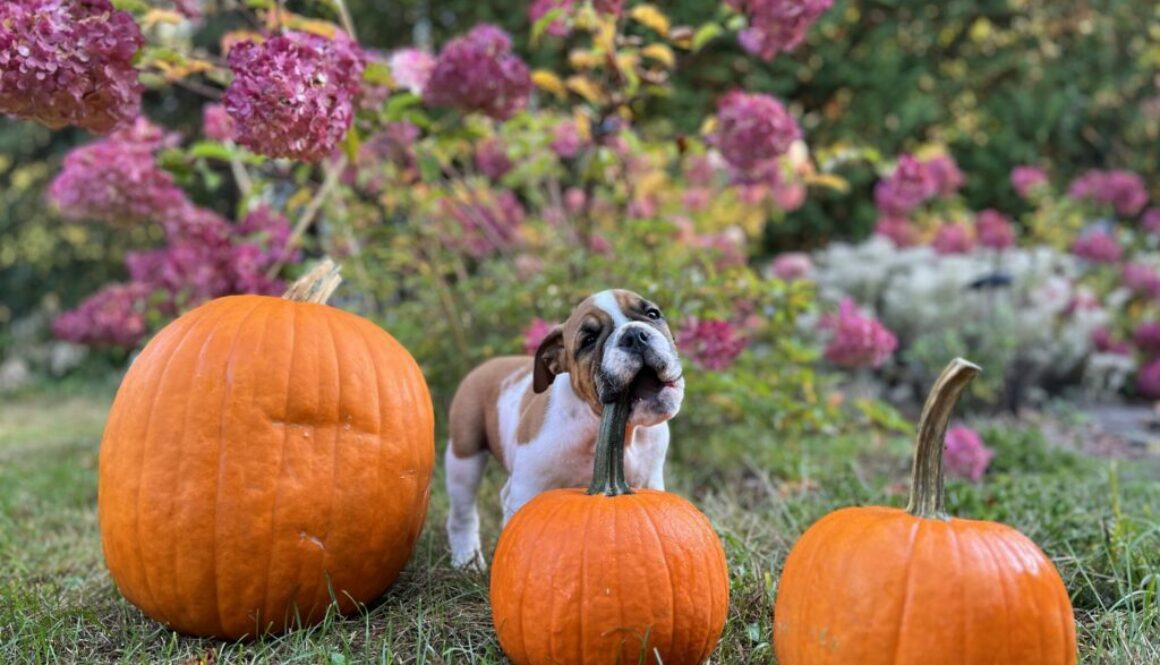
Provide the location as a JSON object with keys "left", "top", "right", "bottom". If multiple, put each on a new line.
{"left": 444, "top": 289, "right": 684, "bottom": 570}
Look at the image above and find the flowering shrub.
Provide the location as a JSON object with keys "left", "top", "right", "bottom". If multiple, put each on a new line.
{"left": 422, "top": 24, "right": 531, "bottom": 120}
{"left": 943, "top": 424, "right": 993, "bottom": 482}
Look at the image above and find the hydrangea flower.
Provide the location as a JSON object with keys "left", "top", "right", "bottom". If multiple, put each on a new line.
{"left": 943, "top": 425, "right": 994, "bottom": 483}
{"left": 1122, "top": 262, "right": 1160, "bottom": 299}
{"left": 975, "top": 209, "right": 1016, "bottom": 250}
{"left": 1092, "top": 327, "right": 1132, "bottom": 355}
{"left": 48, "top": 121, "right": 187, "bottom": 225}
{"left": 677, "top": 317, "right": 748, "bottom": 370}
{"left": 522, "top": 318, "right": 556, "bottom": 355}
{"left": 768, "top": 252, "right": 813, "bottom": 281}
{"left": 1141, "top": 208, "right": 1160, "bottom": 235}
{"left": 1137, "top": 359, "right": 1160, "bottom": 399}
{"left": 820, "top": 298, "right": 898, "bottom": 368}
{"left": 475, "top": 137, "right": 513, "bottom": 181}
{"left": 874, "top": 155, "right": 938, "bottom": 216}
{"left": 932, "top": 222, "right": 976, "bottom": 255}
{"left": 550, "top": 120, "right": 584, "bottom": 159}
{"left": 529, "top": 0, "right": 574, "bottom": 38}
{"left": 236, "top": 205, "right": 298, "bottom": 267}
{"left": 715, "top": 91, "right": 800, "bottom": 173}
{"left": 388, "top": 48, "right": 435, "bottom": 95}
{"left": 1067, "top": 169, "right": 1150, "bottom": 217}
{"left": 925, "top": 154, "right": 964, "bottom": 197}
{"left": 423, "top": 25, "right": 532, "bottom": 120}
{"left": 0, "top": 0, "right": 144, "bottom": 134}
{"left": 874, "top": 215, "right": 919, "bottom": 248}
{"left": 52, "top": 282, "right": 151, "bottom": 348}
{"left": 594, "top": 0, "right": 623, "bottom": 14}
{"left": 224, "top": 31, "right": 365, "bottom": 162}
{"left": 1070, "top": 230, "right": 1123, "bottom": 264}
{"left": 724, "top": 0, "right": 834, "bottom": 61}
{"left": 442, "top": 189, "right": 526, "bottom": 257}
{"left": 1011, "top": 165, "right": 1048, "bottom": 198}
{"left": 202, "top": 103, "right": 236, "bottom": 142}
{"left": 1133, "top": 322, "right": 1160, "bottom": 357}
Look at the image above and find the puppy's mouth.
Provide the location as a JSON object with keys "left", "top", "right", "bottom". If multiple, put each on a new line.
{"left": 628, "top": 365, "right": 680, "bottom": 404}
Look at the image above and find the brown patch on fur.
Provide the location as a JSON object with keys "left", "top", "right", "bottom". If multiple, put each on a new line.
{"left": 448, "top": 357, "right": 531, "bottom": 466}
{"left": 515, "top": 387, "right": 550, "bottom": 444}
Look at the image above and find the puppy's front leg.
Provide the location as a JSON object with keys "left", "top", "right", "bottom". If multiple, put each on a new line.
{"left": 445, "top": 446, "right": 488, "bottom": 571}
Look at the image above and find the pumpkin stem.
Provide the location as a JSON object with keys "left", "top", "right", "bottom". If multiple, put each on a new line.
{"left": 905, "top": 357, "right": 981, "bottom": 520}
{"left": 282, "top": 258, "right": 342, "bottom": 304}
{"left": 587, "top": 393, "right": 633, "bottom": 497}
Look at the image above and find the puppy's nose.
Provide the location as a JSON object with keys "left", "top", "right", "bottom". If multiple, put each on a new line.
{"left": 618, "top": 328, "right": 651, "bottom": 352}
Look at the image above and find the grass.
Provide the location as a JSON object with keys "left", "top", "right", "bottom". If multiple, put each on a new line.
{"left": 1, "top": 384, "right": 1157, "bottom": 664}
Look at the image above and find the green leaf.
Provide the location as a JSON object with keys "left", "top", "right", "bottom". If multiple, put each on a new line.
{"left": 417, "top": 152, "right": 443, "bottom": 184}
{"left": 854, "top": 398, "right": 914, "bottom": 435}
{"left": 363, "top": 60, "right": 394, "bottom": 87}
{"left": 111, "top": 0, "right": 149, "bottom": 12}
{"left": 692, "top": 23, "right": 723, "bottom": 51}
{"left": 384, "top": 93, "right": 423, "bottom": 122}
{"left": 531, "top": 8, "right": 565, "bottom": 45}
{"left": 342, "top": 126, "right": 361, "bottom": 163}
{"left": 187, "top": 141, "right": 265, "bottom": 165}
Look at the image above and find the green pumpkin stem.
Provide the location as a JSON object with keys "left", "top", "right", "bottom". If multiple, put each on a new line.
{"left": 588, "top": 393, "right": 634, "bottom": 497}
{"left": 905, "top": 357, "right": 981, "bottom": 520}
{"left": 282, "top": 258, "right": 342, "bottom": 304}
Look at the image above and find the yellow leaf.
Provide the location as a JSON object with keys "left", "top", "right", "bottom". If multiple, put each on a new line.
{"left": 641, "top": 43, "right": 676, "bottom": 68}
{"left": 569, "top": 49, "right": 604, "bottom": 69}
{"left": 805, "top": 172, "right": 850, "bottom": 193}
{"left": 532, "top": 70, "right": 567, "bottom": 99}
{"left": 630, "top": 4, "right": 671, "bottom": 36}
{"left": 285, "top": 16, "right": 340, "bottom": 39}
{"left": 141, "top": 9, "right": 186, "bottom": 29}
{"left": 572, "top": 108, "right": 592, "bottom": 142}
{"left": 566, "top": 75, "right": 606, "bottom": 104}
{"left": 594, "top": 18, "right": 617, "bottom": 53}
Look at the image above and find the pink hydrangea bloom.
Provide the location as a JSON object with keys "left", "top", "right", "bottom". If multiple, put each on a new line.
{"left": 975, "top": 209, "right": 1016, "bottom": 250}
{"left": 1137, "top": 359, "right": 1160, "bottom": 399}
{"left": 52, "top": 282, "right": 151, "bottom": 348}
{"left": 522, "top": 318, "right": 556, "bottom": 355}
{"left": 0, "top": 0, "right": 144, "bottom": 134}
{"left": 769, "top": 252, "right": 813, "bottom": 281}
{"left": 1011, "top": 165, "right": 1048, "bottom": 198}
{"left": 924, "top": 154, "right": 964, "bottom": 197}
{"left": 1092, "top": 327, "right": 1132, "bottom": 355}
{"left": 594, "top": 0, "right": 623, "bottom": 13}
{"left": 529, "top": 0, "right": 574, "bottom": 37}
{"left": 820, "top": 298, "right": 898, "bottom": 368}
{"left": 237, "top": 205, "right": 298, "bottom": 267}
{"left": 1141, "top": 208, "right": 1160, "bottom": 235}
{"left": 224, "top": 32, "right": 365, "bottom": 162}
{"left": 388, "top": 48, "right": 435, "bottom": 95}
{"left": 1133, "top": 322, "right": 1160, "bottom": 357}
{"left": 475, "top": 137, "right": 513, "bottom": 180}
{"left": 875, "top": 155, "right": 938, "bottom": 216}
{"left": 724, "top": 0, "right": 834, "bottom": 61}
{"left": 442, "top": 189, "right": 525, "bottom": 257}
{"left": 202, "top": 103, "right": 236, "bottom": 142}
{"left": 677, "top": 317, "right": 748, "bottom": 370}
{"left": 931, "top": 222, "right": 976, "bottom": 255}
{"left": 1068, "top": 169, "right": 1150, "bottom": 217}
{"left": 1122, "top": 262, "right": 1160, "bottom": 299}
{"left": 874, "top": 215, "right": 919, "bottom": 248}
{"left": 48, "top": 122, "right": 187, "bottom": 225}
{"left": 564, "top": 186, "right": 587, "bottom": 214}
{"left": 943, "top": 425, "right": 994, "bottom": 483}
{"left": 550, "top": 120, "right": 584, "bottom": 159}
{"left": 423, "top": 24, "right": 532, "bottom": 120}
{"left": 715, "top": 91, "right": 800, "bottom": 173}
{"left": 1070, "top": 230, "right": 1123, "bottom": 263}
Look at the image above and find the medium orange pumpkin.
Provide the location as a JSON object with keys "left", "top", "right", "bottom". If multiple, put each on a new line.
{"left": 98, "top": 261, "right": 434, "bottom": 639}
{"left": 773, "top": 358, "right": 1076, "bottom": 664}
{"left": 490, "top": 393, "right": 730, "bottom": 665}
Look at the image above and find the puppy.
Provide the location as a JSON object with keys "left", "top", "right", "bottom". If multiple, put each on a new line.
{"left": 444, "top": 289, "right": 685, "bottom": 569}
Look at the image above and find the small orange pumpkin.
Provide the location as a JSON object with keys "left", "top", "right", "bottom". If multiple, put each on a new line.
{"left": 98, "top": 261, "right": 434, "bottom": 639}
{"left": 773, "top": 358, "right": 1076, "bottom": 664}
{"left": 490, "top": 394, "right": 729, "bottom": 665}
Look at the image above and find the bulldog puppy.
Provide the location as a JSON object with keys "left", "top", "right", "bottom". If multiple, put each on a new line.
{"left": 444, "top": 289, "right": 685, "bottom": 570}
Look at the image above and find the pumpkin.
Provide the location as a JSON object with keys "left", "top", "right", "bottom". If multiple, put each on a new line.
{"left": 773, "top": 358, "right": 1076, "bottom": 664}
{"left": 98, "top": 260, "right": 434, "bottom": 639}
{"left": 489, "top": 393, "right": 730, "bottom": 665}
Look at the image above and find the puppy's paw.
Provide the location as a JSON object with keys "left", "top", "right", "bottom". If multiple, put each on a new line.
{"left": 451, "top": 548, "right": 487, "bottom": 573}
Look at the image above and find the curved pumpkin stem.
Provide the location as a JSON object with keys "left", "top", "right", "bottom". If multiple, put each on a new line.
{"left": 906, "top": 357, "right": 981, "bottom": 520}
{"left": 282, "top": 258, "right": 342, "bottom": 304}
{"left": 588, "top": 393, "right": 633, "bottom": 497}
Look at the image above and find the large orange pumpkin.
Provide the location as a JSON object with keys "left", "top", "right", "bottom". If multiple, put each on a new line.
{"left": 98, "top": 260, "right": 434, "bottom": 639}
{"left": 773, "top": 358, "right": 1076, "bottom": 664}
{"left": 490, "top": 394, "right": 730, "bottom": 665}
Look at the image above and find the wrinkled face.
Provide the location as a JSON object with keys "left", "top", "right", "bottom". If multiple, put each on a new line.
{"left": 533, "top": 289, "right": 684, "bottom": 426}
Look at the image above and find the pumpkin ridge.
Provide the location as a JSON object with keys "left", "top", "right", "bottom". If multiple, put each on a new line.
{"left": 259, "top": 299, "right": 296, "bottom": 631}
{"left": 973, "top": 526, "right": 1014, "bottom": 663}
{"left": 689, "top": 498, "right": 728, "bottom": 662}
{"left": 210, "top": 298, "right": 270, "bottom": 636}
{"left": 945, "top": 524, "right": 970, "bottom": 659}
{"left": 992, "top": 528, "right": 1048, "bottom": 661}
{"left": 515, "top": 496, "right": 573, "bottom": 662}
{"left": 888, "top": 519, "right": 924, "bottom": 665}
{"left": 637, "top": 497, "right": 677, "bottom": 660}
{"left": 578, "top": 495, "right": 594, "bottom": 664}
{"left": 687, "top": 499, "right": 717, "bottom": 662}
{"left": 126, "top": 302, "right": 223, "bottom": 627}
{"left": 539, "top": 501, "right": 575, "bottom": 662}
{"left": 319, "top": 309, "right": 344, "bottom": 606}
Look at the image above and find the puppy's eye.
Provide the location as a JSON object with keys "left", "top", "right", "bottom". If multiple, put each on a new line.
{"left": 645, "top": 308, "right": 663, "bottom": 320}
{"left": 579, "top": 332, "right": 598, "bottom": 350}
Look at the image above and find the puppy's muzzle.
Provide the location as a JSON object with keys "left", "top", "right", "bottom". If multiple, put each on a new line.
{"left": 597, "top": 323, "right": 682, "bottom": 404}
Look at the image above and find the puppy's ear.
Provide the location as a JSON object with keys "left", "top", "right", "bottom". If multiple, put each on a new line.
{"left": 532, "top": 325, "right": 565, "bottom": 394}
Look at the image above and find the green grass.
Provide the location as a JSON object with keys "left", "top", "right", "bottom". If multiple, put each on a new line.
{"left": 1, "top": 387, "right": 1157, "bottom": 664}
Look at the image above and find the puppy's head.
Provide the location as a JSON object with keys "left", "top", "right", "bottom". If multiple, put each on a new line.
{"left": 532, "top": 289, "right": 684, "bottom": 427}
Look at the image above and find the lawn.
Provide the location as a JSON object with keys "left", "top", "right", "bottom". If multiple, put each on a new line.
{"left": 1, "top": 383, "right": 1157, "bottom": 664}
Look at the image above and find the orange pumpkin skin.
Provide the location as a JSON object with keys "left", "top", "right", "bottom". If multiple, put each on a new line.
{"left": 98, "top": 294, "right": 434, "bottom": 639}
{"left": 490, "top": 488, "right": 730, "bottom": 665}
{"left": 773, "top": 506, "right": 1077, "bottom": 664}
